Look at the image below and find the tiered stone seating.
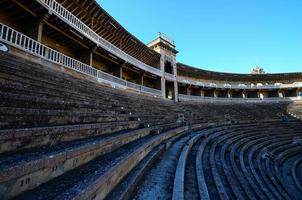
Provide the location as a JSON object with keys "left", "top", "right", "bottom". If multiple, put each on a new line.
{"left": 0, "top": 55, "right": 178, "bottom": 130}
{"left": 178, "top": 101, "right": 298, "bottom": 125}
{"left": 0, "top": 52, "right": 187, "bottom": 199}
{"left": 15, "top": 127, "right": 187, "bottom": 200}
{"left": 166, "top": 121, "right": 302, "bottom": 200}
{"left": 1, "top": 51, "right": 302, "bottom": 199}
{"left": 287, "top": 102, "right": 302, "bottom": 119}
{"left": 292, "top": 158, "right": 302, "bottom": 193}
{"left": 0, "top": 53, "right": 182, "bottom": 149}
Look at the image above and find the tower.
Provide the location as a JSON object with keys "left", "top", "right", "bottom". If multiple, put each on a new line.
{"left": 148, "top": 33, "right": 178, "bottom": 101}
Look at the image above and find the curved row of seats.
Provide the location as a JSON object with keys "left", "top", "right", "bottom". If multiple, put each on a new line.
{"left": 168, "top": 121, "right": 302, "bottom": 200}
{"left": 0, "top": 53, "right": 178, "bottom": 130}
{"left": 180, "top": 101, "right": 302, "bottom": 125}
{"left": 1, "top": 52, "right": 300, "bottom": 131}
{"left": 0, "top": 52, "right": 187, "bottom": 199}
{"left": 103, "top": 121, "right": 302, "bottom": 200}
{"left": 0, "top": 51, "right": 302, "bottom": 199}
{"left": 292, "top": 158, "right": 302, "bottom": 193}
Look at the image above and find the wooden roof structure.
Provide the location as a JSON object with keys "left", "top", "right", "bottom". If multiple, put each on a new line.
{"left": 56, "top": 0, "right": 161, "bottom": 66}
{"left": 0, "top": 0, "right": 161, "bottom": 67}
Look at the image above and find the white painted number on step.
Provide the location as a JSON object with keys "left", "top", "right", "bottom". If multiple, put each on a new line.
{"left": 0, "top": 43, "right": 9, "bottom": 52}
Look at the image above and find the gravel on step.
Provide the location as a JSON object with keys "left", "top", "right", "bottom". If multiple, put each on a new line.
{"left": 132, "top": 133, "right": 193, "bottom": 200}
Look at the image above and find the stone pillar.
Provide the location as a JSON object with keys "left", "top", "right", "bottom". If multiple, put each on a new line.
{"left": 258, "top": 91, "right": 265, "bottom": 99}
{"left": 228, "top": 90, "right": 232, "bottom": 98}
{"left": 160, "top": 56, "right": 166, "bottom": 98}
{"left": 37, "top": 22, "right": 43, "bottom": 42}
{"left": 278, "top": 90, "right": 284, "bottom": 98}
{"left": 174, "top": 81, "right": 178, "bottom": 102}
{"left": 200, "top": 89, "right": 205, "bottom": 97}
{"left": 22, "top": 14, "right": 50, "bottom": 42}
{"left": 78, "top": 46, "right": 97, "bottom": 66}
{"left": 89, "top": 52, "right": 93, "bottom": 66}
{"left": 78, "top": 49, "right": 95, "bottom": 66}
{"left": 141, "top": 73, "right": 144, "bottom": 86}
{"left": 187, "top": 86, "right": 192, "bottom": 95}
{"left": 89, "top": 46, "right": 98, "bottom": 66}
{"left": 296, "top": 88, "right": 301, "bottom": 97}
{"left": 242, "top": 91, "right": 247, "bottom": 99}
{"left": 120, "top": 67, "right": 123, "bottom": 79}
{"left": 297, "top": 89, "right": 302, "bottom": 99}
{"left": 161, "top": 77, "right": 166, "bottom": 98}
{"left": 214, "top": 90, "right": 219, "bottom": 98}
{"left": 22, "top": 19, "right": 44, "bottom": 42}
{"left": 259, "top": 90, "right": 268, "bottom": 99}
{"left": 173, "top": 62, "right": 178, "bottom": 102}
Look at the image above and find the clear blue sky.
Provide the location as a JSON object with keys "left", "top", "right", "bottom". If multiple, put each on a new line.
{"left": 98, "top": 0, "right": 302, "bottom": 74}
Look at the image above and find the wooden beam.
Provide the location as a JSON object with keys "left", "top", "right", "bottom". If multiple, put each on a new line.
{"left": 46, "top": 23, "right": 89, "bottom": 48}
{"left": 11, "top": 0, "right": 38, "bottom": 17}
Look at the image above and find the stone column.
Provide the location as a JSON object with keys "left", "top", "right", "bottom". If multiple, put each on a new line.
{"left": 200, "top": 89, "right": 205, "bottom": 97}
{"left": 296, "top": 88, "right": 301, "bottom": 97}
{"left": 141, "top": 73, "right": 144, "bottom": 86}
{"left": 79, "top": 47, "right": 96, "bottom": 66}
{"left": 278, "top": 90, "right": 284, "bottom": 98}
{"left": 160, "top": 56, "right": 166, "bottom": 98}
{"left": 258, "top": 91, "right": 265, "bottom": 99}
{"left": 173, "top": 62, "right": 178, "bottom": 102}
{"left": 37, "top": 22, "right": 43, "bottom": 42}
{"left": 23, "top": 14, "right": 49, "bottom": 42}
{"left": 89, "top": 52, "right": 93, "bottom": 66}
{"left": 174, "top": 81, "right": 178, "bottom": 102}
{"left": 120, "top": 67, "right": 123, "bottom": 79}
{"left": 187, "top": 86, "right": 192, "bottom": 95}
{"left": 242, "top": 91, "right": 247, "bottom": 98}
{"left": 22, "top": 19, "right": 44, "bottom": 42}
{"left": 228, "top": 90, "right": 232, "bottom": 98}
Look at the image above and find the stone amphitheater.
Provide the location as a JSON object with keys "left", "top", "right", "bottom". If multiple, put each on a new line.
{"left": 0, "top": 1, "right": 302, "bottom": 200}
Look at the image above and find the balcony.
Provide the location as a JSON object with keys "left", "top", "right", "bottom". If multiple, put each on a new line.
{"left": 36, "top": 0, "right": 161, "bottom": 76}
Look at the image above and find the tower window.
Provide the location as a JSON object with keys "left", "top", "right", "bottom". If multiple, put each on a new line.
{"left": 164, "top": 60, "right": 173, "bottom": 74}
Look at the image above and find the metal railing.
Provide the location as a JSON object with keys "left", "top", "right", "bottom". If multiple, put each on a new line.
{"left": 126, "top": 81, "right": 141, "bottom": 90}
{"left": 36, "top": 0, "right": 161, "bottom": 76}
{"left": 97, "top": 70, "right": 126, "bottom": 86}
{"left": 178, "top": 94, "right": 301, "bottom": 102}
{"left": 164, "top": 72, "right": 176, "bottom": 81}
{"left": 141, "top": 86, "right": 162, "bottom": 95}
{"left": 158, "top": 32, "right": 175, "bottom": 45}
{"left": 0, "top": 23, "right": 98, "bottom": 77}
{"left": 0, "top": 23, "right": 162, "bottom": 97}
{"left": 178, "top": 76, "right": 302, "bottom": 90}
